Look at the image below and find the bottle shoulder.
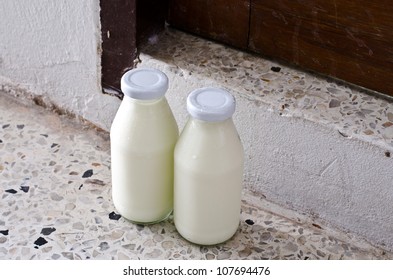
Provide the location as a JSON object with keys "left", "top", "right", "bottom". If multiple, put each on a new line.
{"left": 110, "top": 97, "right": 179, "bottom": 147}
{"left": 177, "top": 118, "right": 242, "bottom": 144}
{"left": 175, "top": 118, "right": 244, "bottom": 163}
{"left": 112, "top": 97, "right": 177, "bottom": 125}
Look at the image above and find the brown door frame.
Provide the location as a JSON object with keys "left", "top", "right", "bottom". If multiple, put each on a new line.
{"left": 100, "top": 0, "right": 167, "bottom": 99}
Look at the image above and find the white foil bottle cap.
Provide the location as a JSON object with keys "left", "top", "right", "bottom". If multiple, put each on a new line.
{"left": 121, "top": 68, "right": 169, "bottom": 100}
{"left": 187, "top": 87, "right": 236, "bottom": 122}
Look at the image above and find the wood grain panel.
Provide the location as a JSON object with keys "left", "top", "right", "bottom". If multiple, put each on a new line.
{"left": 100, "top": 0, "right": 167, "bottom": 98}
{"left": 249, "top": 0, "right": 393, "bottom": 96}
{"left": 100, "top": 0, "right": 137, "bottom": 97}
{"left": 168, "top": 0, "right": 250, "bottom": 49}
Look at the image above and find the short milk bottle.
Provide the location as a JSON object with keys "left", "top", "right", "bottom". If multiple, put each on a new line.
{"left": 110, "top": 68, "right": 178, "bottom": 224}
{"left": 174, "top": 87, "right": 244, "bottom": 245}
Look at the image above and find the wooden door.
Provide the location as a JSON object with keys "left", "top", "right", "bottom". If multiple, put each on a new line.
{"left": 168, "top": 0, "right": 393, "bottom": 97}
{"left": 168, "top": 0, "right": 250, "bottom": 49}
{"left": 249, "top": 0, "right": 393, "bottom": 96}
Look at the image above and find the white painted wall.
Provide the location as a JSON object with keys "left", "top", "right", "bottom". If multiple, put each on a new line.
{"left": 0, "top": 0, "right": 120, "bottom": 130}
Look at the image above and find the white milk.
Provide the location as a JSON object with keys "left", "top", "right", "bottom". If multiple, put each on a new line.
{"left": 174, "top": 88, "right": 244, "bottom": 245}
{"left": 110, "top": 68, "right": 178, "bottom": 224}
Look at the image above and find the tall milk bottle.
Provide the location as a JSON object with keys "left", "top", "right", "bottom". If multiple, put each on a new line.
{"left": 110, "top": 68, "right": 179, "bottom": 224}
{"left": 174, "top": 87, "right": 244, "bottom": 245}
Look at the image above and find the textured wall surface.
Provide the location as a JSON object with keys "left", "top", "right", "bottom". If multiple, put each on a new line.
{"left": 0, "top": 0, "right": 120, "bottom": 130}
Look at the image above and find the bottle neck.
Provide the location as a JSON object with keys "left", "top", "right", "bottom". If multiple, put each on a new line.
{"left": 123, "top": 94, "right": 164, "bottom": 104}
{"left": 189, "top": 116, "right": 234, "bottom": 127}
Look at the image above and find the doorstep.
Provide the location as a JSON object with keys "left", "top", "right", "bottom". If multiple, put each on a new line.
{"left": 138, "top": 27, "right": 393, "bottom": 251}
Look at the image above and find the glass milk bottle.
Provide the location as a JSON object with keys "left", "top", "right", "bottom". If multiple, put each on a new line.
{"left": 110, "top": 68, "right": 178, "bottom": 224}
{"left": 174, "top": 87, "right": 244, "bottom": 245}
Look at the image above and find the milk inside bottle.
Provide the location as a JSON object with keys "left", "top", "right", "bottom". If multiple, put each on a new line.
{"left": 174, "top": 87, "right": 244, "bottom": 245}
{"left": 110, "top": 68, "right": 179, "bottom": 224}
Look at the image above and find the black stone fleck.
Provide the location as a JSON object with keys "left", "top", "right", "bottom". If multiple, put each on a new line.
{"left": 82, "top": 169, "right": 93, "bottom": 178}
{"left": 34, "top": 237, "right": 48, "bottom": 247}
{"left": 98, "top": 241, "right": 110, "bottom": 251}
{"left": 312, "top": 223, "right": 322, "bottom": 229}
{"left": 245, "top": 219, "right": 255, "bottom": 225}
{"left": 0, "top": 139, "right": 3, "bottom": 144}
{"left": 41, "top": 227, "right": 56, "bottom": 236}
{"left": 51, "top": 143, "right": 59, "bottom": 148}
{"left": 0, "top": 230, "right": 9, "bottom": 236}
{"left": 329, "top": 99, "right": 341, "bottom": 108}
{"left": 136, "top": 224, "right": 145, "bottom": 231}
{"left": 385, "top": 151, "right": 391, "bottom": 158}
{"left": 109, "top": 211, "right": 121, "bottom": 220}
{"left": 2, "top": 124, "right": 10, "bottom": 129}
{"left": 5, "top": 189, "right": 17, "bottom": 194}
{"left": 40, "top": 134, "right": 48, "bottom": 138}
{"left": 271, "top": 66, "right": 281, "bottom": 72}
{"left": 17, "top": 124, "right": 25, "bottom": 129}
{"left": 79, "top": 184, "right": 84, "bottom": 190}
{"left": 338, "top": 131, "right": 349, "bottom": 138}
{"left": 20, "top": 186, "right": 30, "bottom": 193}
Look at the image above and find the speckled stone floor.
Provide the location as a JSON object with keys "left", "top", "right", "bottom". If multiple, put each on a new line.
{"left": 1, "top": 93, "right": 391, "bottom": 260}
{"left": 141, "top": 28, "right": 393, "bottom": 151}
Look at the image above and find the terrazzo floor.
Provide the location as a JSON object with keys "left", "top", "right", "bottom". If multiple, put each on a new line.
{"left": 141, "top": 28, "right": 393, "bottom": 151}
{"left": 1, "top": 93, "right": 391, "bottom": 260}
